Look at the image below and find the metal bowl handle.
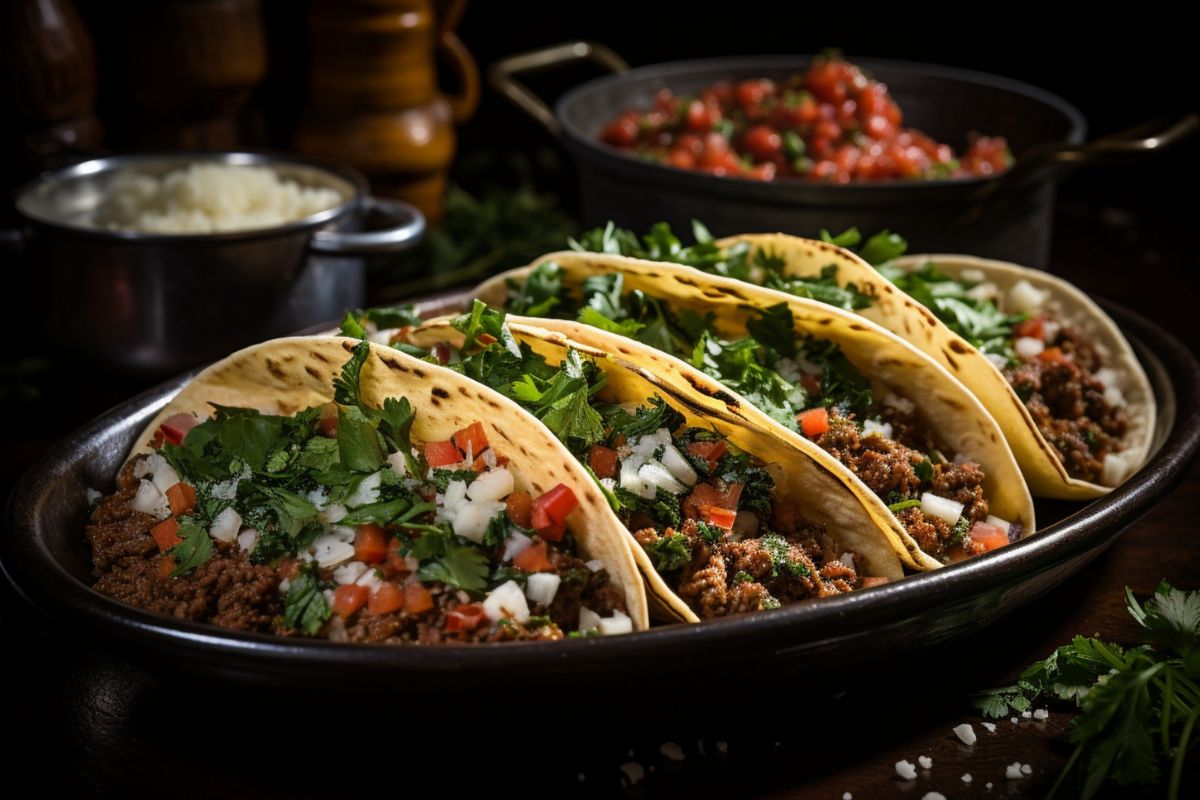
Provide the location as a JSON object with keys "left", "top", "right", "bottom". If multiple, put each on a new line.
{"left": 308, "top": 197, "right": 426, "bottom": 256}
{"left": 488, "top": 41, "right": 629, "bottom": 137}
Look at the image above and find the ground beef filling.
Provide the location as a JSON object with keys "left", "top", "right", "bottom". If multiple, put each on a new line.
{"left": 633, "top": 518, "right": 858, "bottom": 620}
{"left": 86, "top": 460, "right": 624, "bottom": 644}
{"left": 1004, "top": 327, "right": 1129, "bottom": 483}
{"left": 814, "top": 413, "right": 988, "bottom": 560}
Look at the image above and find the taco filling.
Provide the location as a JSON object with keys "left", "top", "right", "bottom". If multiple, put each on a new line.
{"left": 493, "top": 265, "right": 1014, "bottom": 563}
{"left": 568, "top": 222, "right": 1132, "bottom": 485}
{"left": 350, "top": 304, "right": 882, "bottom": 618}
{"left": 86, "top": 342, "right": 631, "bottom": 644}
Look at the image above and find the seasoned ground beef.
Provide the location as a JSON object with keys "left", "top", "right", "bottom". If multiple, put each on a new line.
{"left": 634, "top": 518, "right": 857, "bottom": 619}
{"left": 814, "top": 412, "right": 989, "bottom": 561}
{"left": 1005, "top": 328, "right": 1128, "bottom": 483}
{"left": 86, "top": 457, "right": 625, "bottom": 644}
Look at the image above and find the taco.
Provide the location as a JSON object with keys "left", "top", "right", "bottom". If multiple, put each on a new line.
{"left": 357, "top": 305, "right": 904, "bottom": 623}
{"left": 568, "top": 222, "right": 1153, "bottom": 499}
{"left": 472, "top": 251, "right": 1035, "bottom": 571}
{"left": 87, "top": 336, "right": 648, "bottom": 643}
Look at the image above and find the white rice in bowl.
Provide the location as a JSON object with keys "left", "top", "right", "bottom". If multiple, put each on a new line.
{"left": 93, "top": 163, "right": 343, "bottom": 234}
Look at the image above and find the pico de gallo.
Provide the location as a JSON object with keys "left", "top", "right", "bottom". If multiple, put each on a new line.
{"left": 598, "top": 54, "right": 1011, "bottom": 183}
{"left": 501, "top": 261, "right": 1017, "bottom": 564}
{"left": 86, "top": 341, "right": 632, "bottom": 644}
{"left": 343, "top": 303, "right": 882, "bottom": 618}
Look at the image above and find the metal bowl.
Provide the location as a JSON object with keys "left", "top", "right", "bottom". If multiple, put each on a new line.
{"left": 6, "top": 151, "right": 425, "bottom": 377}
{"left": 491, "top": 43, "right": 1196, "bottom": 268}
{"left": 2, "top": 297, "right": 1196, "bottom": 695}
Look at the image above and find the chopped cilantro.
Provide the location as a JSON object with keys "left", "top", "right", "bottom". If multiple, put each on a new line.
{"left": 431, "top": 468, "right": 478, "bottom": 492}
{"left": 643, "top": 533, "right": 692, "bottom": 573}
{"left": 169, "top": 521, "right": 214, "bottom": 576}
{"left": 282, "top": 563, "right": 331, "bottom": 635}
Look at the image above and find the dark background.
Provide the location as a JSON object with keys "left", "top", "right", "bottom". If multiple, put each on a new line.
{"left": 2, "top": 4, "right": 1197, "bottom": 798}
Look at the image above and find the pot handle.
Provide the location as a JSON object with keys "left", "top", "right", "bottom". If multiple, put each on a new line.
{"left": 488, "top": 41, "right": 629, "bottom": 137}
{"left": 308, "top": 197, "right": 426, "bottom": 256}
{"left": 1000, "top": 112, "right": 1199, "bottom": 189}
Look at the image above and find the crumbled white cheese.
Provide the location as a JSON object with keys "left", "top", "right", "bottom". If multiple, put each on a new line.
{"left": 921, "top": 793, "right": 946, "bottom": 800}
{"left": 1011, "top": 717, "right": 1019, "bottom": 725}
{"left": 918, "top": 755, "right": 932, "bottom": 769}
{"left": 1033, "top": 708, "right": 1049, "bottom": 720}
{"left": 953, "top": 723, "right": 977, "bottom": 745}
{"left": 86, "top": 488, "right": 102, "bottom": 506}
{"left": 1021, "top": 764, "right": 1032, "bottom": 775}
{"left": 1006, "top": 762, "right": 1024, "bottom": 779}
{"left": 659, "top": 742, "right": 685, "bottom": 762}
{"left": 982, "top": 722, "right": 997, "bottom": 733}
{"left": 895, "top": 760, "right": 918, "bottom": 780}
{"left": 1021, "top": 710, "right": 1032, "bottom": 719}
{"left": 1014, "top": 336, "right": 1046, "bottom": 359}
{"left": 619, "top": 762, "right": 644, "bottom": 786}
{"left": 842, "top": 794, "right": 852, "bottom": 800}
{"left": 715, "top": 741, "right": 728, "bottom": 754}
{"left": 305, "top": 487, "right": 329, "bottom": 511}
{"left": 1008, "top": 279, "right": 1049, "bottom": 314}
{"left": 862, "top": 419, "right": 894, "bottom": 439}
{"left": 962, "top": 773, "right": 973, "bottom": 783}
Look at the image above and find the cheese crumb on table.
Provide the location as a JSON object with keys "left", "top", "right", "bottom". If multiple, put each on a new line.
{"left": 953, "top": 723, "right": 977, "bottom": 745}
{"left": 895, "top": 759, "right": 918, "bottom": 780}
{"left": 922, "top": 793, "right": 947, "bottom": 800}
{"left": 659, "top": 742, "right": 685, "bottom": 762}
{"left": 982, "top": 722, "right": 997, "bottom": 733}
{"left": 1033, "top": 708, "right": 1049, "bottom": 720}
{"left": 918, "top": 755, "right": 933, "bottom": 769}
{"left": 1006, "top": 762, "right": 1024, "bottom": 779}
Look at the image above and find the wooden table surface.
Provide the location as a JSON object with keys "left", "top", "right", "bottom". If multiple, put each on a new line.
{"left": 1, "top": 172, "right": 1197, "bottom": 799}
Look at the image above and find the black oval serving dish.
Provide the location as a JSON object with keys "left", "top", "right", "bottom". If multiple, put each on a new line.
{"left": 3, "top": 300, "right": 1197, "bottom": 694}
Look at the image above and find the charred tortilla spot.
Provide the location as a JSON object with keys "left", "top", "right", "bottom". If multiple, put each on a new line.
{"left": 849, "top": 323, "right": 867, "bottom": 331}
{"left": 485, "top": 399, "right": 500, "bottom": 409}
{"left": 494, "top": 426, "right": 512, "bottom": 443}
{"left": 431, "top": 387, "right": 450, "bottom": 399}
{"left": 949, "top": 340, "right": 971, "bottom": 354}
{"left": 457, "top": 387, "right": 470, "bottom": 397}
{"left": 883, "top": 284, "right": 894, "bottom": 294}
{"left": 672, "top": 276, "right": 699, "bottom": 287}
{"left": 430, "top": 397, "right": 441, "bottom": 407}
{"left": 311, "top": 351, "right": 331, "bottom": 363}
{"left": 942, "top": 350, "right": 960, "bottom": 370}
{"left": 817, "top": 318, "right": 833, "bottom": 326}
{"left": 304, "top": 366, "right": 321, "bottom": 379}
{"left": 413, "top": 368, "right": 426, "bottom": 378}
{"left": 381, "top": 356, "right": 408, "bottom": 373}
{"left": 714, "top": 286, "right": 744, "bottom": 298}
{"left": 265, "top": 359, "right": 286, "bottom": 380}
{"left": 683, "top": 373, "right": 740, "bottom": 407}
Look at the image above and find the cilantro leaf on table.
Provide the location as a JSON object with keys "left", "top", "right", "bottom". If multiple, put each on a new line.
{"left": 282, "top": 564, "right": 331, "bottom": 636}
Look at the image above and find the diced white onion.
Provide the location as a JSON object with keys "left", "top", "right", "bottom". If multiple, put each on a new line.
{"left": 599, "top": 477, "right": 616, "bottom": 493}
{"left": 659, "top": 444, "right": 698, "bottom": 486}
{"left": 333, "top": 561, "right": 368, "bottom": 585}
{"left": 86, "top": 488, "right": 101, "bottom": 506}
{"left": 585, "top": 559, "right": 605, "bottom": 572}
{"left": 345, "top": 471, "right": 383, "bottom": 508}
{"left": 467, "top": 467, "right": 514, "bottom": 503}
{"left": 1104, "top": 385, "right": 1126, "bottom": 407}
{"left": 453, "top": 501, "right": 505, "bottom": 543}
{"left": 386, "top": 451, "right": 408, "bottom": 477}
{"left": 328, "top": 524, "right": 356, "bottom": 543}
{"left": 1042, "top": 320, "right": 1062, "bottom": 342}
{"left": 619, "top": 458, "right": 654, "bottom": 499}
{"left": 1014, "top": 337, "right": 1045, "bottom": 359}
{"left": 598, "top": 609, "right": 633, "bottom": 636}
{"left": 502, "top": 531, "right": 533, "bottom": 562}
{"left": 579, "top": 607, "right": 601, "bottom": 632}
{"left": 920, "top": 493, "right": 965, "bottom": 526}
{"left": 862, "top": 420, "right": 894, "bottom": 439}
{"left": 366, "top": 326, "right": 392, "bottom": 345}
{"left": 355, "top": 567, "right": 384, "bottom": 593}
{"left": 525, "top": 573, "right": 562, "bottom": 606}
{"left": 961, "top": 268, "right": 986, "bottom": 283}
{"left": 132, "top": 479, "right": 170, "bottom": 520}
{"left": 1101, "top": 452, "right": 1133, "bottom": 486}
{"left": 985, "top": 515, "right": 1012, "bottom": 534}
{"left": 311, "top": 535, "right": 355, "bottom": 568}
{"left": 638, "top": 461, "right": 686, "bottom": 496}
{"left": 318, "top": 503, "right": 347, "bottom": 524}
{"left": 985, "top": 353, "right": 1009, "bottom": 371}
{"left": 965, "top": 283, "right": 998, "bottom": 302}
{"left": 1008, "top": 279, "right": 1049, "bottom": 314}
{"left": 237, "top": 528, "right": 258, "bottom": 552}
{"left": 441, "top": 480, "right": 468, "bottom": 512}
{"left": 483, "top": 580, "right": 529, "bottom": 623}
{"left": 279, "top": 578, "right": 291, "bottom": 593}
{"left": 208, "top": 507, "right": 242, "bottom": 543}
{"left": 881, "top": 393, "right": 915, "bottom": 415}
{"left": 839, "top": 552, "right": 856, "bottom": 569}
{"left": 211, "top": 477, "right": 239, "bottom": 500}
{"left": 132, "top": 459, "right": 152, "bottom": 479}
{"left": 147, "top": 454, "right": 181, "bottom": 493}
{"left": 305, "top": 487, "right": 329, "bottom": 510}
{"left": 1094, "top": 368, "right": 1118, "bottom": 388}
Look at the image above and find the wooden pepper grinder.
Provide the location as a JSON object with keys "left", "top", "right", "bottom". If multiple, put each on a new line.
{"left": 1, "top": 0, "right": 103, "bottom": 180}
{"left": 295, "top": 0, "right": 479, "bottom": 223}
{"left": 119, "top": 0, "right": 267, "bottom": 149}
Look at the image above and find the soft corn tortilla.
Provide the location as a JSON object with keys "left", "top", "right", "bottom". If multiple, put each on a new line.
{"left": 403, "top": 320, "right": 906, "bottom": 624}
{"left": 708, "top": 234, "right": 1155, "bottom": 499}
{"left": 477, "top": 252, "right": 1036, "bottom": 571}
{"left": 128, "top": 335, "right": 649, "bottom": 632}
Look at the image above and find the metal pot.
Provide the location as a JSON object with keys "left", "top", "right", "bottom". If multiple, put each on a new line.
{"left": 4, "top": 151, "right": 425, "bottom": 376}
{"left": 491, "top": 42, "right": 1197, "bottom": 268}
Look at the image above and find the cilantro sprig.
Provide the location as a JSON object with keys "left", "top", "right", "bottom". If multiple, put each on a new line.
{"left": 973, "top": 581, "right": 1200, "bottom": 800}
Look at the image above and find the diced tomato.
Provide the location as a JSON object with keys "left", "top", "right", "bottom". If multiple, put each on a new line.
{"left": 513, "top": 540, "right": 553, "bottom": 572}
{"left": 735, "top": 78, "right": 775, "bottom": 110}
{"left": 743, "top": 125, "right": 782, "bottom": 161}
{"left": 452, "top": 422, "right": 488, "bottom": 459}
{"left": 1039, "top": 347, "right": 1066, "bottom": 364}
{"left": 506, "top": 490, "right": 532, "bottom": 528}
{"left": 587, "top": 445, "right": 619, "bottom": 479}
{"left": 157, "top": 556, "right": 176, "bottom": 579}
{"left": 432, "top": 341, "right": 453, "bottom": 365}
{"left": 538, "top": 521, "right": 566, "bottom": 541}
{"left": 425, "top": 439, "right": 461, "bottom": 468}
{"left": 150, "top": 517, "right": 181, "bottom": 552}
{"left": 385, "top": 536, "right": 411, "bottom": 576}
{"left": 946, "top": 545, "right": 971, "bottom": 563}
{"left": 165, "top": 482, "right": 196, "bottom": 516}
{"left": 159, "top": 413, "right": 197, "bottom": 446}
{"left": 531, "top": 484, "right": 578, "bottom": 526}
{"left": 317, "top": 404, "right": 339, "bottom": 437}
{"left": 367, "top": 582, "right": 405, "bottom": 615}
{"left": 796, "top": 407, "right": 830, "bottom": 438}
{"left": 1014, "top": 317, "right": 1046, "bottom": 341}
{"left": 530, "top": 504, "right": 551, "bottom": 531}
{"left": 599, "top": 114, "right": 640, "bottom": 148}
{"left": 683, "top": 481, "right": 743, "bottom": 520}
{"left": 687, "top": 439, "right": 727, "bottom": 468}
{"left": 685, "top": 99, "right": 715, "bottom": 132}
{"left": 445, "top": 603, "right": 487, "bottom": 633}
{"left": 403, "top": 583, "right": 434, "bottom": 614}
{"left": 666, "top": 148, "right": 696, "bottom": 170}
{"left": 860, "top": 576, "right": 891, "bottom": 588}
{"left": 699, "top": 505, "right": 738, "bottom": 530}
{"left": 332, "top": 584, "right": 370, "bottom": 617}
{"left": 354, "top": 523, "right": 388, "bottom": 564}
{"left": 969, "top": 521, "right": 1009, "bottom": 553}
{"left": 276, "top": 558, "right": 301, "bottom": 580}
